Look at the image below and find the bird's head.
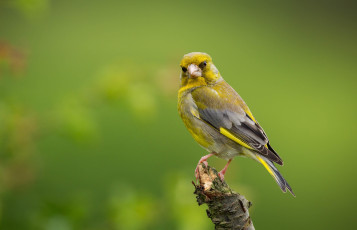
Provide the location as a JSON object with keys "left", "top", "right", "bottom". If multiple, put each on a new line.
{"left": 179, "top": 52, "right": 221, "bottom": 88}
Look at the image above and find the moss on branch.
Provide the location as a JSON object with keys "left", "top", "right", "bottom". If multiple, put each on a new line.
{"left": 193, "top": 164, "right": 255, "bottom": 230}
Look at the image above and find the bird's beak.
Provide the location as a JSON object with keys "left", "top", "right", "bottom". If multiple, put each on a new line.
{"left": 187, "top": 64, "right": 202, "bottom": 78}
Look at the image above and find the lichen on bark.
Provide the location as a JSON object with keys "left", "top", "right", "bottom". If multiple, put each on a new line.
{"left": 193, "top": 164, "right": 255, "bottom": 230}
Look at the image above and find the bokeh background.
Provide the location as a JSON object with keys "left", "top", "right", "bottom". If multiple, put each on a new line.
{"left": 0, "top": 0, "right": 356, "bottom": 229}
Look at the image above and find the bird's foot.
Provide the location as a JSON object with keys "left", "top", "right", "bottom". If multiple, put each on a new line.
{"left": 195, "top": 161, "right": 208, "bottom": 180}
{"left": 195, "top": 153, "right": 214, "bottom": 181}
{"left": 217, "top": 159, "right": 232, "bottom": 181}
{"left": 218, "top": 171, "right": 225, "bottom": 181}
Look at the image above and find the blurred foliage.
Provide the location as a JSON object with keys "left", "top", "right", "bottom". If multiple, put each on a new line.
{"left": 5, "top": 0, "right": 49, "bottom": 18}
{"left": 165, "top": 174, "right": 210, "bottom": 230}
{"left": 108, "top": 187, "right": 158, "bottom": 230}
{"left": 0, "top": 41, "right": 27, "bottom": 77}
{"left": 0, "top": 0, "right": 356, "bottom": 229}
{"left": 0, "top": 103, "right": 38, "bottom": 192}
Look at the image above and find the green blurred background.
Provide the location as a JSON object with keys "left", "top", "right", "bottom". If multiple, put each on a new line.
{"left": 0, "top": 0, "right": 356, "bottom": 229}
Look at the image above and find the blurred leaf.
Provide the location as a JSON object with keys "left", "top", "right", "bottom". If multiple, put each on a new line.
{"left": 6, "top": 0, "right": 49, "bottom": 17}
{"left": 95, "top": 67, "right": 130, "bottom": 102}
{"left": 44, "top": 215, "right": 72, "bottom": 230}
{"left": 54, "top": 98, "right": 97, "bottom": 143}
{"left": 108, "top": 187, "right": 158, "bottom": 230}
{"left": 0, "top": 104, "right": 38, "bottom": 191}
{"left": 127, "top": 83, "right": 157, "bottom": 120}
{"left": 156, "top": 64, "right": 179, "bottom": 98}
{"left": 165, "top": 173, "right": 211, "bottom": 230}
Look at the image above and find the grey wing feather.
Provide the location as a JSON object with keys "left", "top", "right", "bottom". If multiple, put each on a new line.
{"left": 197, "top": 107, "right": 283, "bottom": 165}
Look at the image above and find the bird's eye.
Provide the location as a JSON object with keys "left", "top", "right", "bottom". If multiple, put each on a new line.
{"left": 182, "top": 66, "right": 187, "bottom": 72}
{"left": 199, "top": 61, "right": 207, "bottom": 69}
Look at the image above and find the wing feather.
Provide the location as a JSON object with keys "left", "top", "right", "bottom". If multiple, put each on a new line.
{"left": 191, "top": 83, "right": 283, "bottom": 165}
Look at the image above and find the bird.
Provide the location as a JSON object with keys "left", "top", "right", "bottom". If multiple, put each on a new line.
{"left": 177, "top": 52, "right": 294, "bottom": 196}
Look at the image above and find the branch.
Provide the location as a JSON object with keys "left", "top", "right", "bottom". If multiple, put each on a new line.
{"left": 193, "top": 164, "right": 255, "bottom": 230}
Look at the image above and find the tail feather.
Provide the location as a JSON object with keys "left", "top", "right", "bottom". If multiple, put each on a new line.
{"left": 256, "top": 155, "right": 295, "bottom": 196}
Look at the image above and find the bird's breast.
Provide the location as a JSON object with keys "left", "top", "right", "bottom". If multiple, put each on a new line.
{"left": 178, "top": 92, "right": 213, "bottom": 149}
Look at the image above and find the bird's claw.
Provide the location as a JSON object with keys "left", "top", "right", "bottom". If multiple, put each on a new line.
{"left": 218, "top": 171, "right": 225, "bottom": 181}
{"left": 195, "top": 153, "right": 214, "bottom": 182}
{"left": 195, "top": 161, "right": 208, "bottom": 181}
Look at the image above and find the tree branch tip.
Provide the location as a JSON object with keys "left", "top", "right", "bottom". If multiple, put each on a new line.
{"left": 192, "top": 163, "right": 255, "bottom": 230}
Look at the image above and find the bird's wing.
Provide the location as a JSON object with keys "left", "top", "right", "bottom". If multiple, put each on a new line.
{"left": 191, "top": 82, "right": 283, "bottom": 165}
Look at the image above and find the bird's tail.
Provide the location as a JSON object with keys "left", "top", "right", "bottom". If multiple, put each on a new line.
{"left": 256, "top": 155, "right": 295, "bottom": 196}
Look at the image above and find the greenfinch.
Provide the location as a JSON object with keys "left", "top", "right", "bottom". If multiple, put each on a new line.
{"left": 178, "top": 52, "right": 294, "bottom": 196}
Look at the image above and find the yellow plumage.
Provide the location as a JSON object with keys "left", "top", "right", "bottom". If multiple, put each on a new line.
{"left": 178, "top": 52, "right": 294, "bottom": 196}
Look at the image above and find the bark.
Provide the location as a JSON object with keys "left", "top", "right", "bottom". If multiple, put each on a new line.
{"left": 193, "top": 164, "right": 255, "bottom": 230}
